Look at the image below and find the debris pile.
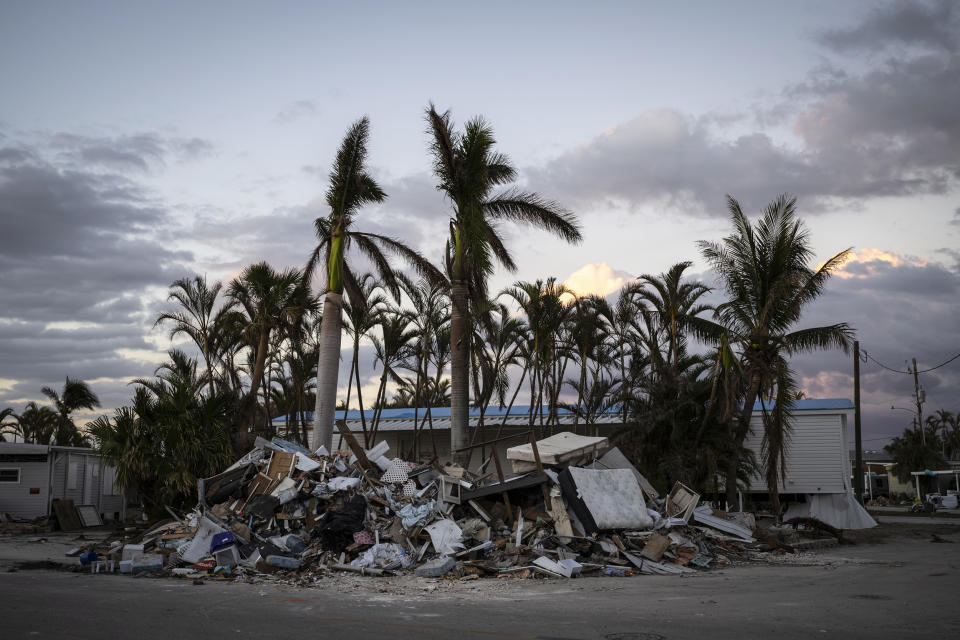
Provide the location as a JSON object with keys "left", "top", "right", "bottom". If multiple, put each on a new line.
{"left": 71, "top": 424, "right": 769, "bottom": 581}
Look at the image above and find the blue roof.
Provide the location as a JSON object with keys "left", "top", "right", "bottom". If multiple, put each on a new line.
{"left": 273, "top": 398, "right": 853, "bottom": 424}
{"left": 272, "top": 404, "right": 582, "bottom": 424}
{"left": 751, "top": 398, "right": 854, "bottom": 411}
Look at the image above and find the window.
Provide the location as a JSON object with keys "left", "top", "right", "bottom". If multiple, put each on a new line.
{"left": 0, "top": 468, "right": 21, "bottom": 483}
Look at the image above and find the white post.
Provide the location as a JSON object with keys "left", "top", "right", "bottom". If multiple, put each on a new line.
{"left": 915, "top": 475, "right": 921, "bottom": 500}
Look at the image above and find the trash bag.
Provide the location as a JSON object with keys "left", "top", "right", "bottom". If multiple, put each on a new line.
{"left": 315, "top": 495, "right": 367, "bottom": 553}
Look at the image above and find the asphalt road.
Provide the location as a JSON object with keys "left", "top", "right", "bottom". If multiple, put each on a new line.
{"left": 3, "top": 532, "right": 959, "bottom": 640}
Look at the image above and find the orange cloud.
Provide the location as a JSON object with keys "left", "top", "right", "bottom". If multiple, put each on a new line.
{"left": 563, "top": 262, "right": 636, "bottom": 298}
{"left": 826, "top": 248, "right": 927, "bottom": 279}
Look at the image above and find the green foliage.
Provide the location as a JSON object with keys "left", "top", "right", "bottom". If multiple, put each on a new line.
{"left": 698, "top": 195, "right": 853, "bottom": 509}
{"left": 89, "top": 351, "right": 237, "bottom": 508}
{"left": 885, "top": 425, "right": 947, "bottom": 484}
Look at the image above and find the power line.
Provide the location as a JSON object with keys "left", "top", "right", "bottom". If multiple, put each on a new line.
{"left": 862, "top": 350, "right": 960, "bottom": 375}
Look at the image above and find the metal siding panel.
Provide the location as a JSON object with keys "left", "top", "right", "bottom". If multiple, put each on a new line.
{"left": 744, "top": 412, "right": 846, "bottom": 493}
{"left": 52, "top": 453, "right": 67, "bottom": 498}
{"left": 0, "top": 462, "right": 51, "bottom": 519}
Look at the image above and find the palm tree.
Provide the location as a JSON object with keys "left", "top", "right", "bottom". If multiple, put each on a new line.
{"left": 927, "top": 410, "right": 955, "bottom": 458}
{"left": 567, "top": 294, "right": 611, "bottom": 431}
{"left": 369, "top": 310, "right": 417, "bottom": 444}
{"left": 306, "top": 117, "right": 445, "bottom": 452}
{"left": 426, "top": 105, "right": 582, "bottom": 463}
{"left": 635, "top": 262, "right": 713, "bottom": 372}
{"left": 227, "top": 262, "right": 313, "bottom": 434}
{"left": 40, "top": 377, "right": 100, "bottom": 447}
{"left": 341, "top": 273, "right": 388, "bottom": 443}
{"left": 500, "top": 278, "right": 572, "bottom": 430}
{"left": 0, "top": 407, "right": 16, "bottom": 441}
{"left": 92, "top": 351, "right": 236, "bottom": 508}
{"left": 885, "top": 424, "right": 945, "bottom": 491}
{"left": 699, "top": 194, "right": 853, "bottom": 513}
{"left": 154, "top": 275, "right": 233, "bottom": 394}
{"left": 400, "top": 277, "right": 450, "bottom": 456}
{"left": 5, "top": 402, "right": 58, "bottom": 444}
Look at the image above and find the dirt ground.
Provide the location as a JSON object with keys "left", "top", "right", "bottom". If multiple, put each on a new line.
{"left": 3, "top": 517, "right": 959, "bottom": 600}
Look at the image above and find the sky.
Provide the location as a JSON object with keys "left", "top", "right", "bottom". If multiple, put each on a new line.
{"left": 1, "top": 0, "right": 958, "bottom": 449}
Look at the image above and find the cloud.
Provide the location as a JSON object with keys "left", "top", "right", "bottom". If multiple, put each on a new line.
{"left": 48, "top": 132, "right": 213, "bottom": 173}
{"left": 784, "top": 248, "right": 960, "bottom": 444}
{"left": 530, "top": 2, "right": 960, "bottom": 215}
{"left": 0, "top": 130, "right": 195, "bottom": 413}
{"left": 274, "top": 100, "right": 319, "bottom": 124}
{"left": 563, "top": 262, "right": 636, "bottom": 298}
{"left": 817, "top": 0, "right": 958, "bottom": 54}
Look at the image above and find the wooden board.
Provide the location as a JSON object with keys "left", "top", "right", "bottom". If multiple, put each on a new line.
{"left": 52, "top": 499, "right": 82, "bottom": 531}
{"left": 266, "top": 452, "right": 295, "bottom": 482}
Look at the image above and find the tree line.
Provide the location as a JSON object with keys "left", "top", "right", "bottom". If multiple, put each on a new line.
{"left": 2, "top": 106, "right": 859, "bottom": 514}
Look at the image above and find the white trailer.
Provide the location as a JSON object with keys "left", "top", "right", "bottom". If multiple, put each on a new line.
{"left": 0, "top": 442, "right": 126, "bottom": 522}
{"left": 742, "top": 398, "right": 854, "bottom": 494}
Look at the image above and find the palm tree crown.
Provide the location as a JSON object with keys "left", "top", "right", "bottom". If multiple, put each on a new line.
{"left": 427, "top": 104, "right": 582, "bottom": 463}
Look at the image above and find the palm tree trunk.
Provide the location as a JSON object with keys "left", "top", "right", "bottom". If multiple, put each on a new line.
{"left": 496, "top": 364, "right": 527, "bottom": 440}
{"left": 342, "top": 353, "right": 355, "bottom": 419}
{"left": 574, "top": 350, "right": 587, "bottom": 431}
{"left": 313, "top": 291, "right": 343, "bottom": 452}
{"left": 370, "top": 364, "right": 390, "bottom": 444}
{"left": 725, "top": 376, "right": 761, "bottom": 509}
{"left": 353, "top": 345, "right": 368, "bottom": 446}
{"left": 450, "top": 280, "right": 470, "bottom": 466}
{"left": 245, "top": 328, "right": 271, "bottom": 432}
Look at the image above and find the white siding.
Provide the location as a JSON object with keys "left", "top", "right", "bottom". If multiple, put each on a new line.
{"left": 744, "top": 411, "right": 851, "bottom": 494}
{"left": 0, "top": 460, "right": 51, "bottom": 519}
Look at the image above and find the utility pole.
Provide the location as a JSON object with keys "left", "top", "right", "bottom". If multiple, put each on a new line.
{"left": 853, "top": 341, "right": 864, "bottom": 503}
{"left": 912, "top": 357, "right": 925, "bottom": 445}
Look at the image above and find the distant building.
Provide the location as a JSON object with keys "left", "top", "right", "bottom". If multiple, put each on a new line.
{"left": 278, "top": 398, "right": 859, "bottom": 498}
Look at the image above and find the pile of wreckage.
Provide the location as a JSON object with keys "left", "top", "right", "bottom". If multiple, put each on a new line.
{"left": 72, "top": 424, "right": 771, "bottom": 580}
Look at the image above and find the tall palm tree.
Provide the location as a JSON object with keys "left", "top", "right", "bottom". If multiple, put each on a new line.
{"left": 227, "top": 262, "right": 313, "bottom": 433}
{"left": 306, "top": 117, "right": 444, "bottom": 452}
{"left": 427, "top": 105, "right": 582, "bottom": 462}
{"left": 699, "top": 194, "right": 853, "bottom": 512}
{"left": 154, "top": 275, "right": 233, "bottom": 394}
{"left": 40, "top": 377, "right": 100, "bottom": 447}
